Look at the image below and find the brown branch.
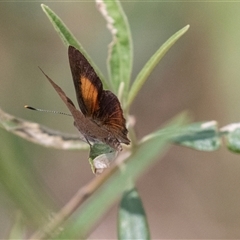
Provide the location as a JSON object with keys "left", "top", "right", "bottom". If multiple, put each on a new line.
{"left": 27, "top": 153, "right": 127, "bottom": 240}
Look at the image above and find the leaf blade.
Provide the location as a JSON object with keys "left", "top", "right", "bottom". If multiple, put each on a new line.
{"left": 143, "top": 120, "right": 222, "bottom": 152}
{"left": 127, "top": 25, "right": 190, "bottom": 109}
{"left": 41, "top": 4, "right": 108, "bottom": 88}
{"left": 173, "top": 121, "right": 221, "bottom": 151}
{"left": 221, "top": 123, "right": 240, "bottom": 153}
{"left": 118, "top": 188, "right": 150, "bottom": 240}
{"left": 96, "top": 0, "right": 133, "bottom": 99}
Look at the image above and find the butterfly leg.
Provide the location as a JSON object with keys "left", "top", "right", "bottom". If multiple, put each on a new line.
{"left": 84, "top": 136, "right": 93, "bottom": 148}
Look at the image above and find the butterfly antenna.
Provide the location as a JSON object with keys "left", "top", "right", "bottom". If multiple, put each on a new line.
{"left": 24, "top": 105, "right": 72, "bottom": 116}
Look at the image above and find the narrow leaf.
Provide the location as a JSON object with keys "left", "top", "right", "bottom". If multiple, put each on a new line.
{"left": 88, "top": 143, "right": 118, "bottom": 174}
{"left": 96, "top": 0, "right": 133, "bottom": 99}
{"left": 41, "top": 4, "right": 108, "bottom": 88}
{"left": 0, "top": 108, "right": 88, "bottom": 150}
{"left": 173, "top": 121, "right": 221, "bottom": 151}
{"left": 41, "top": 4, "right": 79, "bottom": 49}
{"left": 127, "top": 25, "right": 190, "bottom": 109}
{"left": 118, "top": 188, "right": 150, "bottom": 240}
{"left": 221, "top": 123, "right": 240, "bottom": 153}
{"left": 0, "top": 134, "right": 50, "bottom": 229}
{"left": 7, "top": 211, "right": 25, "bottom": 240}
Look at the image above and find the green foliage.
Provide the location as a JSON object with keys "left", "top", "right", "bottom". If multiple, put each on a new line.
{"left": 39, "top": 3, "right": 188, "bottom": 237}
{"left": 118, "top": 188, "right": 150, "bottom": 240}
{"left": 173, "top": 121, "right": 221, "bottom": 151}
{"left": 221, "top": 123, "right": 240, "bottom": 153}
{"left": 1, "top": 0, "right": 240, "bottom": 239}
{"left": 55, "top": 113, "right": 186, "bottom": 239}
{"left": 127, "top": 25, "right": 189, "bottom": 110}
{"left": 0, "top": 134, "right": 50, "bottom": 229}
{"left": 7, "top": 212, "right": 25, "bottom": 240}
{"left": 96, "top": 1, "right": 133, "bottom": 99}
{"left": 41, "top": 4, "right": 108, "bottom": 89}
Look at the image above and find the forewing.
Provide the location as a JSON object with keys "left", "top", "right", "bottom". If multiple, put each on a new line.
{"left": 39, "top": 68, "right": 84, "bottom": 126}
{"left": 68, "top": 46, "right": 103, "bottom": 117}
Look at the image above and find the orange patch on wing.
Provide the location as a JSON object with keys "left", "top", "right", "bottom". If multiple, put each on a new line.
{"left": 80, "top": 76, "right": 99, "bottom": 115}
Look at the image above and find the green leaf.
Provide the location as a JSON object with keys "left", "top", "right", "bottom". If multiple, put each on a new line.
{"left": 0, "top": 108, "right": 88, "bottom": 150}
{"left": 96, "top": 0, "right": 133, "bottom": 99}
{"left": 0, "top": 133, "right": 51, "bottom": 229}
{"left": 118, "top": 188, "right": 150, "bottom": 240}
{"left": 127, "top": 25, "right": 190, "bottom": 109}
{"left": 7, "top": 211, "right": 25, "bottom": 240}
{"left": 173, "top": 121, "right": 221, "bottom": 151}
{"left": 54, "top": 112, "right": 187, "bottom": 239}
{"left": 41, "top": 4, "right": 79, "bottom": 49}
{"left": 88, "top": 143, "right": 118, "bottom": 174}
{"left": 221, "top": 123, "right": 240, "bottom": 153}
{"left": 41, "top": 4, "right": 108, "bottom": 89}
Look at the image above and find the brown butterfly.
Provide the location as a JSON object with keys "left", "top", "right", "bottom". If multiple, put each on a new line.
{"left": 39, "top": 45, "right": 130, "bottom": 151}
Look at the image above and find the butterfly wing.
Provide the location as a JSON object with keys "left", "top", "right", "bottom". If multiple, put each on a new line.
{"left": 94, "top": 90, "right": 130, "bottom": 144}
{"left": 68, "top": 46, "right": 102, "bottom": 117}
{"left": 39, "top": 67, "right": 122, "bottom": 149}
{"left": 38, "top": 67, "right": 90, "bottom": 140}
{"left": 68, "top": 45, "right": 130, "bottom": 146}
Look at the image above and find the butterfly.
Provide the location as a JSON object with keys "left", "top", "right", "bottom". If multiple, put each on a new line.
{"left": 40, "top": 45, "right": 130, "bottom": 151}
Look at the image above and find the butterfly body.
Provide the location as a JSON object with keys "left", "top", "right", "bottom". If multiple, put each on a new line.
{"left": 40, "top": 46, "right": 130, "bottom": 151}
{"left": 71, "top": 108, "right": 123, "bottom": 150}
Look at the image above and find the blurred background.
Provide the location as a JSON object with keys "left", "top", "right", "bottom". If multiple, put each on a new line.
{"left": 1, "top": 2, "right": 240, "bottom": 239}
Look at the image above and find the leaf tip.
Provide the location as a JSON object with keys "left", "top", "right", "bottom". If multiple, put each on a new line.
{"left": 184, "top": 24, "right": 190, "bottom": 32}
{"left": 40, "top": 3, "right": 47, "bottom": 10}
